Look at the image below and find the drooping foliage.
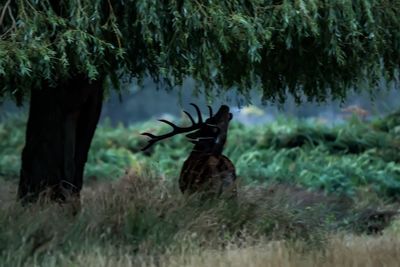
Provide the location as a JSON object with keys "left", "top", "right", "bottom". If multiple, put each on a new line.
{"left": 0, "top": 0, "right": 399, "bottom": 103}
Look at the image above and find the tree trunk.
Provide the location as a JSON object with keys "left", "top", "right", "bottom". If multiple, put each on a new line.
{"left": 18, "top": 76, "right": 103, "bottom": 203}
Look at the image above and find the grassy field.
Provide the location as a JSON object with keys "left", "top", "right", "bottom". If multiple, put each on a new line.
{"left": 1, "top": 110, "right": 400, "bottom": 266}
{"left": 0, "top": 172, "right": 400, "bottom": 267}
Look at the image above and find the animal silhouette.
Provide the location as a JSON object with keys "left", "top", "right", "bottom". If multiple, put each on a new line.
{"left": 141, "top": 104, "right": 237, "bottom": 198}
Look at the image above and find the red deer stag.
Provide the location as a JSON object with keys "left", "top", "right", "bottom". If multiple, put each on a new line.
{"left": 141, "top": 104, "right": 237, "bottom": 198}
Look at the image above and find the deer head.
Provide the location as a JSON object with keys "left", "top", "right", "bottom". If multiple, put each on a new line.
{"left": 141, "top": 104, "right": 232, "bottom": 155}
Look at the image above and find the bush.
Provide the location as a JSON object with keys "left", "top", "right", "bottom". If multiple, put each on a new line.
{"left": 1, "top": 111, "right": 400, "bottom": 199}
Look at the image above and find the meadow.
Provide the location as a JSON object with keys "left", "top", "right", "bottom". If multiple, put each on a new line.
{"left": 0, "top": 109, "right": 400, "bottom": 266}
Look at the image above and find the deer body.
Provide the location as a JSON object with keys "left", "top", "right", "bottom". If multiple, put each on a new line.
{"left": 142, "top": 104, "right": 237, "bottom": 198}
{"left": 180, "top": 154, "right": 236, "bottom": 197}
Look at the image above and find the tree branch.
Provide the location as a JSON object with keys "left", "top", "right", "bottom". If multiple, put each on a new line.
{"left": 0, "top": 0, "right": 12, "bottom": 26}
{"left": 0, "top": 0, "right": 16, "bottom": 39}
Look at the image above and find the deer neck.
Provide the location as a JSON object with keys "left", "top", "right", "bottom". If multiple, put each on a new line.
{"left": 190, "top": 136, "right": 226, "bottom": 156}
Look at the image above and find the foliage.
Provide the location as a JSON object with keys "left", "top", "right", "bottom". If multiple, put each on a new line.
{"left": 0, "top": 114, "right": 26, "bottom": 178}
{"left": 1, "top": 111, "right": 400, "bottom": 200}
{"left": 70, "top": 112, "right": 400, "bottom": 200}
{"left": 1, "top": 0, "right": 399, "bottom": 103}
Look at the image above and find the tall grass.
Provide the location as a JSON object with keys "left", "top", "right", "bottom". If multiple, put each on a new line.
{"left": 0, "top": 171, "right": 399, "bottom": 266}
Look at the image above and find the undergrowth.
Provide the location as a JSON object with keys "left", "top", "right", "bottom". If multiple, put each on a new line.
{"left": 0, "top": 170, "right": 393, "bottom": 266}
{"left": 0, "top": 171, "right": 399, "bottom": 266}
{"left": 1, "top": 112, "right": 400, "bottom": 266}
{"left": 1, "top": 111, "right": 400, "bottom": 200}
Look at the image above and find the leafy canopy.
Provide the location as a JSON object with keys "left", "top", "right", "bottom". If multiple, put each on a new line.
{"left": 0, "top": 0, "right": 399, "bottom": 103}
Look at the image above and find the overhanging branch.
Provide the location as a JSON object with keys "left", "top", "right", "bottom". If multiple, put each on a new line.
{"left": 0, "top": 0, "right": 16, "bottom": 38}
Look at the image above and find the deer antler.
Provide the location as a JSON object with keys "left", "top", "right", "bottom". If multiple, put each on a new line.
{"left": 140, "top": 103, "right": 206, "bottom": 151}
{"left": 208, "top": 105, "right": 213, "bottom": 117}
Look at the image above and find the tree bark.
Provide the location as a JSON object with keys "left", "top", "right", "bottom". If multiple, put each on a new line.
{"left": 18, "top": 76, "right": 103, "bottom": 203}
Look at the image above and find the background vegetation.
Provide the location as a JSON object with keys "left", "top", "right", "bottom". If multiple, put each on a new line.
{"left": 1, "top": 110, "right": 400, "bottom": 266}
{"left": 2, "top": 109, "right": 400, "bottom": 200}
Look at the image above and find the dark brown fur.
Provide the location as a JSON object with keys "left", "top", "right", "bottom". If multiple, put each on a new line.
{"left": 180, "top": 154, "right": 236, "bottom": 197}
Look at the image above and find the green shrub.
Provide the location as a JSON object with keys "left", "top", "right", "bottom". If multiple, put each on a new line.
{"left": 1, "top": 111, "right": 399, "bottom": 199}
